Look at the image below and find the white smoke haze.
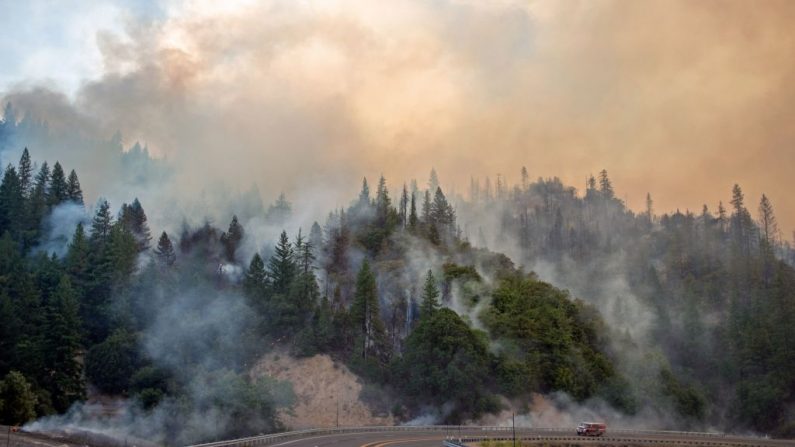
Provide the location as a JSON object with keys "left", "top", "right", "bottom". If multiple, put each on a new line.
{"left": 4, "top": 0, "right": 795, "bottom": 231}
{"left": 34, "top": 201, "right": 88, "bottom": 257}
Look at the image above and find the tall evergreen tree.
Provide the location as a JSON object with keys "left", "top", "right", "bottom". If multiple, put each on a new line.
{"left": 42, "top": 276, "right": 85, "bottom": 412}
{"left": 48, "top": 162, "right": 68, "bottom": 206}
{"left": 420, "top": 269, "right": 440, "bottom": 317}
{"left": 598, "top": 169, "right": 614, "bottom": 199}
{"left": 421, "top": 190, "right": 431, "bottom": 224}
{"left": 268, "top": 231, "right": 295, "bottom": 295}
{"left": 400, "top": 183, "right": 409, "bottom": 227}
{"left": 358, "top": 177, "right": 370, "bottom": 208}
{"left": 221, "top": 215, "right": 244, "bottom": 261}
{"left": 408, "top": 192, "right": 418, "bottom": 231}
{"left": 375, "top": 175, "right": 391, "bottom": 224}
{"left": 119, "top": 198, "right": 152, "bottom": 252}
{"left": 350, "top": 260, "right": 383, "bottom": 359}
{"left": 65, "top": 223, "right": 91, "bottom": 293}
{"left": 0, "top": 165, "right": 23, "bottom": 236}
{"left": 90, "top": 200, "right": 113, "bottom": 246}
{"left": 66, "top": 170, "right": 83, "bottom": 205}
{"left": 758, "top": 194, "right": 778, "bottom": 248}
{"left": 154, "top": 231, "right": 176, "bottom": 266}
{"left": 428, "top": 168, "right": 439, "bottom": 194}
{"left": 18, "top": 148, "right": 32, "bottom": 198}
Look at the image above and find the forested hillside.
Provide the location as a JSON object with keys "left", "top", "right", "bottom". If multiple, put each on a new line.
{"left": 459, "top": 170, "right": 795, "bottom": 434}
{"left": 0, "top": 107, "right": 794, "bottom": 443}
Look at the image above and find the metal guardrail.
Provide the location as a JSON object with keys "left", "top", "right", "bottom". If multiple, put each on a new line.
{"left": 186, "top": 425, "right": 793, "bottom": 447}
{"left": 444, "top": 435, "right": 795, "bottom": 447}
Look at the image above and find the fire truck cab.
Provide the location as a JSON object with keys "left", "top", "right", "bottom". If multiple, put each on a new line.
{"left": 576, "top": 422, "right": 606, "bottom": 436}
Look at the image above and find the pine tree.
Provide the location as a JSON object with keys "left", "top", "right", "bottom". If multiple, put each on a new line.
{"left": 221, "top": 215, "right": 244, "bottom": 261}
{"left": 758, "top": 194, "right": 778, "bottom": 248}
{"left": 646, "top": 193, "right": 654, "bottom": 224}
{"left": 421, "top": 190, "right": 431, "bottom": 224}
{"left": 400, "top": 183, "right": 409, "bottom": 227}
{"left": 358, "top": 177, "right": 370, "bottom": 207}
{"left": 244, "top": 253, "right": 268, "bottom": 313}
{"left": 598, "top": 170, "right": 613, "bottom": 199}
{"left": 408, "top": 192, "right": 418, "bottom": 231}
{"left": 28, "top": 162, "right": 50, "bottom": 230}
{"left": 0, "top": 165, "right": 23, "bottom": 236}
{"left": 18, "top": 148, "right": 32, "bottom": 198}
{"left": 66, "top": 223, "right": 91, "bottom": 293}
{"left": 268, "top": 230, "right": 295, "bottom": 295}
{"left": 309, "top": 222, "right": 323, "bottom": 255}
{"left": 428, "top": 169, "right": 440, "bottom": 195}
{"left": 119, "top": 198, "right": 152, "bottom": 252}
{"left": 420, "top": 270, "right": 440, "bottom": 317}
{"left": 350, "top": 260, "right": 383, "bottom": 359}
{"left": 154, "top": 232, "right": 176, "bottom": 266}
{"left": 90, "top": 200, "right": 113, "bottom": 246}
{"left": 66, "top": 170, "right": 83, "bottom": 205}
{"left": 48, "top": 162, "right": 68, "bottom": 206}
{"left": 42, "top": 276, "right": 85, "bottom": 412}
{"left": 521, "top": 166, "right": 529, "bottom": 191}
{"left": 375, "top": 175, "right": 391, "bottom": 224}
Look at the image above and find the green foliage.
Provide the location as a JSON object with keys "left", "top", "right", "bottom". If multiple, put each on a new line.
{"left": 85, "top": 329, "right": 141, "bottom": 394}
{"left": 41, "top": 276, "right": 85, "bottom": 412}
{"left": 397, "top": 308, "right": 498, "bottom": 422}
{"left": 660, "top": 368, "right": 706, "bottom": 421}
{"left": 420, "top": 269, "right": 440, "bottom": 318}
{"left": 0, "top": 371, "right": 37, "bottom": 425}
{"left": 483, "top": 274, "right": 617, "bottom": 400}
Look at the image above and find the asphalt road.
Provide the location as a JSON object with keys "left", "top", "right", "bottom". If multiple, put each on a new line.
{"left": 233, "top": 427, "right": 795, "bottom": 447}
{"left": 6, "top": 425, "right": 795, "bottom": 447}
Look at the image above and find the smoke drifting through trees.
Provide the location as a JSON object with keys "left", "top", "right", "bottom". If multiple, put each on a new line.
{"left": 4, "top": 0, "right": 795, "bottom": 232}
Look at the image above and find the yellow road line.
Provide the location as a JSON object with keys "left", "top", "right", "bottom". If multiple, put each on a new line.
{"left": 360, "top": 436, "right": 441, "bottom": 447}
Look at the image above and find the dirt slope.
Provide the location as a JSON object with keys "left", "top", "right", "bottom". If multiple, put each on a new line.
{"left": 250, "top": 352, "right": 394, "bottom": 429}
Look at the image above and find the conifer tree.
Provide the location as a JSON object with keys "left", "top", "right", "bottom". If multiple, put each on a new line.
{"left": 49, "top": 162, "right": 68, "bottom": 206}
{"left": 268, "top": 230, "right": 295, "bottom": 295}
{"left": 521, "top": 166, "right": 529, "bottom": 191}
{"left": 421, "top": 190, "right": 431, "bottom": 224}
{"left": 408, "top": 192, "right": 418, "bottom": 231}
{"left": 358, "top": 177, "right": 370, "bottom": 207}
{"left": 18, "top": 148, "right": 32, "bottom": 198}
{"left": 90, "top": 200, "right": 113, "bottom": 246}
{"left": 66, "top": 223, "right": 91, "bottom": 293}
{"left": 428, "top": 168, "right": 439, "bottom": 194}
{"left": 598, "top": 170, "right": 613, "bottom": 199}
{"left": 420, "top": 269, "right": 440, "bottom": 317}
{"left": 400, "top": 183, "right": 409, "bottom": 227}
{"left": 42, "top": 276, "right": 85, "bottom": 412}
{"left": 350, "top": 260, "right": 383, "bottom": 359}
{"left": 119, "top": 198, "right": 152, "bottom": 252}
{"left": 244, "top": 253, "right": 268, "bottom": 314}
{"left": 0, "top": 165, "right": 23, "bottom": 236}
{"left": 221, "top": 215, "right": 244, "bottom": 261}
{"left": 375, "top": 175, "right": 391, "bottom": 224}
{"left": 154, "top": 231, "right": 176, "bottom": 266}
{"left": 28, "top": 162, "right": 50, "bottom": 229}
{"left": 66, "top": 170, "right": 83, "bottom": 205}
{"left": 309, "top": 222, "right": 323, "bottom": 256}
{"left": 758, "top": 194, "right": 778, "bottom": 248}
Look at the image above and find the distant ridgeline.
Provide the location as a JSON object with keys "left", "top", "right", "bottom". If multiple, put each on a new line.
{"left": 0, "top": 106, "right": 794, "bottom": 443}
{"left": 0, "top": 103, "right": 170, "bottom": 189}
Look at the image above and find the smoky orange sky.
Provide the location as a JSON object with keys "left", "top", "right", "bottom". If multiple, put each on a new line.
{"left": 2, "top": 0, "right": 794, "bottom": 236}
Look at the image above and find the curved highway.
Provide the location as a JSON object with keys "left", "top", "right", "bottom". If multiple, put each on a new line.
{"left": 189, "top": 426, "right": 795, "bottom": 447}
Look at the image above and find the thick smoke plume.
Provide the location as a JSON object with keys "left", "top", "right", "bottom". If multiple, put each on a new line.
{"left": 2, "top": 0, "right": 795, "bottom": 231}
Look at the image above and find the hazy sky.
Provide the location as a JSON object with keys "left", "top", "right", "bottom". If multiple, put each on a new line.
{"left": 1, "top": 0, "right": 794, "bottom": 236}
